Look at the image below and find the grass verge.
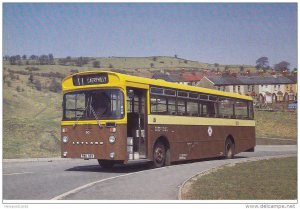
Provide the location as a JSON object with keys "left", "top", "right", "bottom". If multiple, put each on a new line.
{"left": 181, "top": 157, "right": 297, "bottom": 200}
{"left": 255, "top": 110, "right": 297, "bottom": 140}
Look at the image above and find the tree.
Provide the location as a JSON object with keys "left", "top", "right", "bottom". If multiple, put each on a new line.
{"left": 48, "top": 54, "right": 54, "bottom": 64}
{"left": 30, "top": 55, "right": 38, "bottom": 60}
{"left": 22, "top": 55, "right": 27, "bottom": 60}
{"left": 256, "top": 57, "right": 269, "bottom": 69}
{"left": 93, "top": 61, "right": 100, "bottom": 68}
{"left": 76, "top": 57, "right": 84, "bottom": 67}
{"left": 3, "top": 55, "right": 10, "bottom": 61}
{"left": 34, "top": 79, "right": 42, "bottom": 91}
{"left": 240, "top": 65, "right": 244, "bottom": 72}
{"left": 274, "top": 61, "right": 290, "bottom": 72}
{"left": 9, "top": 56, "right": 17, "bottom": 65}
{"left": 174, "top": 54, "right": 178, "bottom": 58}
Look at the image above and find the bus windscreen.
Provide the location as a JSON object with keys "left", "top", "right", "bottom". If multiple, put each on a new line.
{"left": 63, "top": 89, "right": 124, "bottom": 120}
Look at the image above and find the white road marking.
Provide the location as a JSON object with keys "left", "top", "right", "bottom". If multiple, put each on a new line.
{"left": 3, "top": 172, "right": 33, "bottom": 176}
{"left": 51, "top": 166, "right": 166, "bottom": 200}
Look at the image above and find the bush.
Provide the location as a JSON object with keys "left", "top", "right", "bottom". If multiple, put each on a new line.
{"left": 16, "top": 86, "right": 22, "bottom": 92}
{"left": 34, "top": 79, "right": 42, "bottom": 91}
{"left": 25, "top": 67, "right": 40, "bottom": 71}
{"left": 28, "top": 74, "right": 34, "bottom": 83}
{"left": 6, "top": 81, "right": 12, "bottom": 87}
{"left": 49, "top": 78, "right": 61, "bottom": 93}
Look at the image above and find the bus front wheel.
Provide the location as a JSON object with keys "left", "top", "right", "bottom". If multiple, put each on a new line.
{"left": 98, "top": 160, "right": 114, "bottom": 169}
{"left": 153, "top": 142, "right": 166, "bottom": 168}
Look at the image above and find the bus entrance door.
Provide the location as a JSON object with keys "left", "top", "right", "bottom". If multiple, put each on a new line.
{"left": 127, "top": 88, "right": 147, "bottom": 160}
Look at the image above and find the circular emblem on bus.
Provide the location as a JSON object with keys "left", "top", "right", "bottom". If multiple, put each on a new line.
{"left": 208, "top": 126, "right": 213, "bottom": 137}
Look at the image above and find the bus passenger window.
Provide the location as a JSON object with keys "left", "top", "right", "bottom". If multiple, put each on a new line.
{"left": 235, "top": 100, "right": 249, "bottom": 119}
{"left": 167, "top": 98, "right": 176, "bottom": 115}
{"left": 207, "top": 102, "right": 216, "bottom": 117}
{"left": 177, "top": 99, "right": 186, "bottom": 116}
{"left": 151, "top": 96, "right": 167, "bottom": 114}
{"left": 200, "top": 103, "right": 208, "bottom": 117}
{"left": 187, "top": 101, "right": 198, "bottom": 116}
{"left": 218, "top": 98, "right": 234, "bottom": 118}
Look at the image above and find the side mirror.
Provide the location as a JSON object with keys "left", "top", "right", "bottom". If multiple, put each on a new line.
{"left": 127, "top": 89, "right": 134, "bottom": 100}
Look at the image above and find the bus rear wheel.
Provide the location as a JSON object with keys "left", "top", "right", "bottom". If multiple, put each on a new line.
{"left": 98, "top": 160, "right": 114, "bottom": 169}
{"left": 225, "top": 139, "right": 235, "bottom": 159}
{"left": 153, "top": 142, "right": 166, "bottom": 168}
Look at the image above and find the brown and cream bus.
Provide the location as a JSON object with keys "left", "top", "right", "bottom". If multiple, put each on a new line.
{"left": 61, "top": 71, "right": 255, "bottom": 168}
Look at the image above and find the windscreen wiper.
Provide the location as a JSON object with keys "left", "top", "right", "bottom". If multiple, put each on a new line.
{"left": 89, "top": 99, "right": 103, "bottom": 128}
{"left": 73, "top": 97, "right": 90, "bottom": 129}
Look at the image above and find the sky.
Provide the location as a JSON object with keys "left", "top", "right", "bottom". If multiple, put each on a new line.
{"left": 3, "top": 3, "right": 298, "bottom": 69}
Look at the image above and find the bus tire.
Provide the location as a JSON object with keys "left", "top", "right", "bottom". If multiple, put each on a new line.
{"left": 153, "top": 142, "right": 166, "bottom": 168}
{"left": 98, "top": 160, "right": 114, "bottom": 169}
{"left": 225, "top": 138, "right": 235, "bottom": 159}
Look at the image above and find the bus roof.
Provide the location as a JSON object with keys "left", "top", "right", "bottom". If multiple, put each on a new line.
{"left": 62, "top": 70, "right": 253, "bottom": 101}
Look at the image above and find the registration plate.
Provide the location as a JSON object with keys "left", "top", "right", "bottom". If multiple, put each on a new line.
{"left": 81, "top": 154, "right": 95, "bottom": 159}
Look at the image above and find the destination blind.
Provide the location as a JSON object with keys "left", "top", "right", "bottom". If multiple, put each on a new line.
{"left": 73, "top": 73, "right": 109, "bottom": 86}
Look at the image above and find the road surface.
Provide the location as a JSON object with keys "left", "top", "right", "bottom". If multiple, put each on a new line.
{"left": 3, "top": 145, "right": 297, "bottom": 200}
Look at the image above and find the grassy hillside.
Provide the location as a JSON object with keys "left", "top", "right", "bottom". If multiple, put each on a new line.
{"left": 3, "top": 69, "right": 62, "bottom": 158}
{"left": 3, "top": 56, "right": 258, "bottom": 73}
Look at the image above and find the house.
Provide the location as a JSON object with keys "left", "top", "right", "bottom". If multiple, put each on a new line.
{"left": 181, "top": 71, "right": 204, "bottom": 86}
{"left": 198, "top": 74, "right": 297, "bottom": 104}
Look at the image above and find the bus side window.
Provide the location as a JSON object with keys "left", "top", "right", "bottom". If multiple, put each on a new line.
{"left": 151, "top": 96, "right": 167, "bottom": 114}
{"left": 187, "top": 101, "right": 198, "bottom": 116}
{"left": 167, "top": 97, "right": 176, "bottom": 115}
{"left": 207, "top": 102, "right": 216, "bottom": 117}
{"left": 177, "top": 99, "right": 186, "bottom": 116}
{"left": 235, "top": 100, "right": 249, "bottom": 119}
{"left": 200, "top": 102, "right": 208, "bottom": 117}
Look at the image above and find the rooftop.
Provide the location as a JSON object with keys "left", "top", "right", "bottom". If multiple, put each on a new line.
{"left": 205, "top": 75, "right": 296, "bottom": 85}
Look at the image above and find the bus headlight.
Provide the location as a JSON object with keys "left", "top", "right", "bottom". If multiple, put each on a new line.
{"left": 108, "top": 135, "right": 116, "bottom": 144}
{"left": 62, "top": 136, "right": 69, "bottom": 143}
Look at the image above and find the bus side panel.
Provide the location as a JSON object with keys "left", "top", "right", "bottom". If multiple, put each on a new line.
{"left": 147, "top": 124, "right": 255, "bottom": 163}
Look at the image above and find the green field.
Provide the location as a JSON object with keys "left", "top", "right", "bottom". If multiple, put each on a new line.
{"left": 182, "top": 157, "right": 297, "bottom": 200}
{"left": 2, "top": 57, "right": 296, "bottom": 158}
